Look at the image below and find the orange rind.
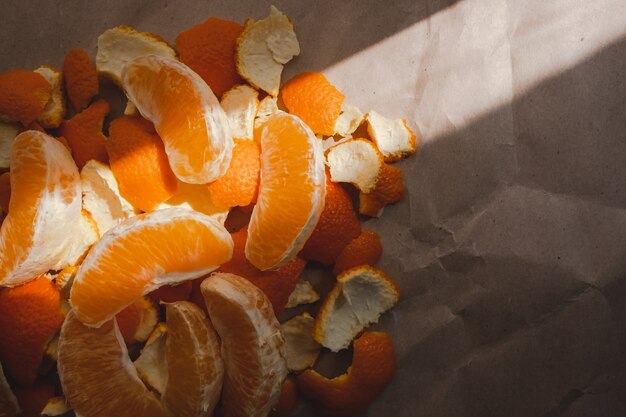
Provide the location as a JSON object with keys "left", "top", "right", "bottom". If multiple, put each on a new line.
{"left": 281, "top": 312, "right": 321, "bottom": 371}
{"left": 0, "top": 122, "right": 20, "bottom": 169}
{"left": 0, "top": 69, "right": 51, "bottom": 125}
{"left": 134, "top": 323, "right": 168, "bottom": 394}
{"left": 0, "top": 363, "right": 20, "bottom": 416}
{"left": 41, "top": 397, "right": 71, "bottom": 416}
{"left": 115, "top": 296, "right": 159, "bottom": 345}
{"left": 298, "top": 332, "right": 396, "bottom": 417}
{"left": 358, "top": 163, "right": 404, "bottom": 217}
{"left": 334, "top": 104, "right": 364, "bottom": 137}
{"left": 96, "top": 25, "right": 177, "bottom": 86}
{"left": 281, "top": 71, "right": 345, "bottom": 136}
{"left": 326, "top": 138, "right": 384, "bottom": 193}
{"left": 314, "top": 266, "right": 399, "bottom": 352}
{"left": 70, "top": 207, "right": 233, "bottom": 327}
{"left": 285, "top": 279, "right": 320, "bottom": 308}
{"left": 366, "top": 110, "right": 417, "bottom": 162}
{"left": 236, "top": 6, "right": 300, "bottom": 96}
{"left": 63, "top": 48, "right": 99, "bottom": 112}
{"left": 200, "top": 272, "right": 288, "bottom": 417}
{"left": 0, "top": 172, "right": 10, "bottom": 215}
{"left": 34, "top": 66, "right": 66, "bottom": 128}
{"left": 220, "top": 84, "right": 259, "bottom": 140}
{"left": 333, "top": 229, "right": 383, "bottom": 275}
{"left": 269, "top": 377, "right": 298, "bottom": 417}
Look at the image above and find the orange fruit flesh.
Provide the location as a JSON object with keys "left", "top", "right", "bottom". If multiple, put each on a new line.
{"left": 70, "top": 209, "right": 233, "bottom": 327}
{"left": 122, "top": 55, "right": 232, "bottom": 184}
{"left": 246, "top": 114, "right": 325, "bottom": 270}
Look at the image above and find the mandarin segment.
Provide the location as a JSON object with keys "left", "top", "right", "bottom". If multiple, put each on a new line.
{"left": 57, "top": 312, "right": 163, "bottom": 417}
{"left": 281, "top": 72, "right": 345, "bottom": 136}
{"left": 176, "top": 17, "right": 245, "bottom": 98}
{"left": 314, "top": 266, "right": 399, "bottom": 352}
{"left": 0, "top": 130, "right": 83, "bottom": 286}
{"left": 358, "top": 163, "right": 404, "bottom": 217}
{"left": 58, "top": 99, "right": 110, "bottom": 169}
{"left": 70, "top": 208, "right": 233, "bottom": 327}
{"left": 63, "top": 48, "right": 99, "bottom": 112}
{"left": 299, "top": 175, "right": 361, "bottom": 266}
{"left": 0, "top": 69, "right": 51, "bottom": 125}
{"left": 297, "top": 332, "right": 396, "bottom": 417}
{"left": 107, "top": 115, "right": 178, "bottom": 212}
{"left": 122, "top": 55, "right": 233, "bottom": 184}
{"left": 0, "top": 277, "right": 65, "bottom": 386}
{"left": 154, "top": 181, "right": 229, "bottom": 225}
{"left": 246, "top": 113, "right": 326, "bottom": 270}
{"left": 333, "top": 229, "right": 383, "bottom": 275}
{"left": 208, "top": 138, "right": 261, "bottom": 208}
{"left": 200, "top": 272, "right": 288, "bottom": 417}
{"left": 218, "top": 227, "right": 306, "bottom": 315}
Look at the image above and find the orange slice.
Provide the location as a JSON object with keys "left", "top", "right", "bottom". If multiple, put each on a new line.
{"left": 200, "top": 272, "right": 288, "bottom": 417}
{"left": 281, "top": 72, "right": 345, "bottom": 136}
{"left": 246, "top": 113, "right": 326, "bottom": 270}
{"left": 70, "top": 207, "right": 233, "bottom": 327}
{"left": 122, "top": 55, "right": 233, "bottom": 184}
{"left": 0, "top": 276, "right": 65, "bottom": 386}
{"left": 162, "top": 301, "right": 224, "bottom": 417}
{"left": 0, "top": 130, "right": 83, "bottom": 287}
{"left": 57, "top": 312, "right": 163, "bottom": 417}
{"left": 0, "top": 362, "right": 20, "bottom": 416}
{"left": 297, "top": 332, "right": 396, "bottom": 417}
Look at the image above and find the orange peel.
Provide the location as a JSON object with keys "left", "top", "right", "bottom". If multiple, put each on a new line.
{"left": 314, "top": 265, "right": 399, "bottom": 352}
{"left": 334, "top": 104, "right": 364, "bottom": 137}
{"left": 0, "top": 69, "right": 51, "bottom": 125}
{"left": 0, "top": 122, "right": 20, "bottom": 169}
{"left": 281, "top": 312, "right": 321, "bottom": 371}
{"left": 366, "top": 110, "right": 417, "bottom": 162}
{"left": 358, "top": 163, "right": 404, "bottom": 217}
{"left": 34, "top": 66, "right": 66, "bottom": 128}
{"left": 0, "top": 362, "right": 20, "bottom": 416}
{"left": 298, "top": 332, "right": 396, "bottom": 417}
{"left": 333, "top": 229, "right": 383, "bottom": 275}
{"left": 63, "top": 48, "right": 99, "bottom": 112}
{"left": 220, "top": 84, "right": 259, "bottom": 140}
{"left": 285, "top": 279, "right": 320, "bottom": 308}
{"left": 115, "top": 296, "right": 159, "bottom": 345}
{"left": 326, "top": 138, "right": 384, "bottom": 193}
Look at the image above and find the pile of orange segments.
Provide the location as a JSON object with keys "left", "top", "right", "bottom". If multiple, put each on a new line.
{"left": 0, "top": 5, "right": 417, "bottom": 417}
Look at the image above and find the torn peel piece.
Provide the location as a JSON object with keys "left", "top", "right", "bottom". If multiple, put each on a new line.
{"left": 63, "top": 48, "right": 98, "bottom": 113}
{"left": 298, "top": 332, "right": 396, "bottom": 417}
{"left": 35, "top": 66, "right": 66, "bottom": 128}
{"left": 314, "top": 265, "right": 399, "bottom": 352}
{"left": 115, "top": 296, "right": 159, "bottom": 345}
{"left": 134, "top": 323, "right": 167, "bottom": 395}
{"left": 0, "top": 69, "right": 52, "bottom": 125}
{"left": 333, "top": 229, "right": 383, "bottom": 275}
{"left": 0, "top": 122, "right": 20, "bottom": 169}
{"left": 366, "top": 110, "right": 417, "bottom": 162}
{"left": 334, "top": 104, "right": 364, "bottom": 137}
{"left": 326, "top": 138, "right": 384, "bottom": 193}
{"left": 285, "top": 279, "right": 320, "bottom": 308}
{"left": 96, "top": 25, "right": 177, "bottom": 86}
{"left": 281, "top": 312, "right": 321, "bottom": 372}
{"left": 236, "top": 6, "right": 300, "bottom": 96}
{"left": 358, "top": 163, "right": 404, "bottom": 217}
{"left": 220, "top": 84, "right": 259, "bottom": 140}
{"left": 41, "top": 396, "right": 72, "bottom": 416}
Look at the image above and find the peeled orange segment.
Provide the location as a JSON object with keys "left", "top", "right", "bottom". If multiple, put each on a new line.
{"left": 326, "top": 138, "right": 384, "bottom": 193}
{"left": 0, "top": 122, "right": 20, "bottom": 169}
{"left": 57, "top": 312, "right": 163, "bottom": 417}
{"left": 246, "top": 113, "right": 326, "bottom": 270}
{"left": 70, "top": 207, "right": 234, "bottom": 327}
{"left": 0, "top": 130, "right": 83, "bottom": 287}
{"left": 366, "top": 111, "right": 417, "bottom": 162}
{"left": 0, "top": 363, "right": 20, "bottom": 417}
{"left": 34, "top": 66, "right": 66, "bottom": 129}
{"left": 314, "top": 266, "right": 399, "bottom": 352}
{"left": 162, "top": 301, "right": 224, "bottom": 417}
{"left": 122, "top": 55, "right": 233, "bottom": 184}
{"left": 81, "top": 160, "right": 138, "bottom": 235}
{"left": 96, "top": 25, "right": 177, "bottom": 86}
{"left": 281, "top": 312, "right": 321, "bottom": 372}
{"left": 297, "top": 332, "right": 396, "bottom": 417}
{"left": 200, "top": 272, "right": 288, "bottom": 417}
{"left": 236, "top": 6, "right": 300, "bottom": 96}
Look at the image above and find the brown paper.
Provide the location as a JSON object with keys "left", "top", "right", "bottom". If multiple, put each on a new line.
{"left": 2, "top": 0, "right": 626, "bottom": 415}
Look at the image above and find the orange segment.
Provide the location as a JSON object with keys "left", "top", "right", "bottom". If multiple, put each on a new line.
{"left": 297, "top": 332, "right": 396, "bottom": 417}
{"left": 219, "top": 227, "right": 306, "bottom": 315}
{"left": 0, "top": 130, "right": 82, "bottom": 287}
{"left": 176, "top": 17, "right": 244, "bottom": 98}
{"left": 359, "top": 163, "right": 404, "bottom": 217}
{"left": 281, "top": 72, "right": 345, "bottom": 136}
{"left": 0, "top": 69, "right": 52, "bottom": 125}
{"left": 162, "top": 302, "right": 224, "bottom": 417}
{"left": 0, "top": 277, "right": 65, "bottom": 386}
{"left": 333, "top": 230, "right": 383, "bottom": 275}
{"left": 57, "top": 312, "right": 163, "bottom": 417}
{"left": 200, "top": 272, "right": 288, "bottom": 417}
{"left": 70, "top": 208, "right": 233, "bottom": 327}
{"left": 58, "top": 99, "right": 110, "bottom": 169}
{"left": 246, "top": 113, "right": 326, "bottom": 270}
{"left": 299, "top": 175, "right": 361, "bottom": 266}
{"left": 63, "top": 48, "right": 99, "bottom": 112}
{"left": 107, "top": 115, "right": 179, "bottom": 212}
{"left": 122, "top": 55, "right": 233, "bottom": 184}
{"left": 207, "top": 138, "right": 260, "bottom": 208}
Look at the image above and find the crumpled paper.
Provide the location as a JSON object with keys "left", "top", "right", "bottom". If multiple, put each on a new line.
{"left": 2, "top": 0, "right": 625, "bottom": 415}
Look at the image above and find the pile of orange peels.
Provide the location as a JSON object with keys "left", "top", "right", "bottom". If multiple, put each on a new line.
{"left": 0, "top": 5, "right": 417, "bottom": 417}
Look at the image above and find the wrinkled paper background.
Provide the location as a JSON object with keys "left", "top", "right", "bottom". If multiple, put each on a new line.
{"left": 2, "top": 0, "right": 626, "bottom": 415}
